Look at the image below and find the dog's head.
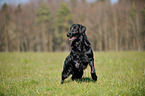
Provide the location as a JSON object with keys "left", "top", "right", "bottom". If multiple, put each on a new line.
{"left": 66, "top": 24, "right": 86, "bottom": 41}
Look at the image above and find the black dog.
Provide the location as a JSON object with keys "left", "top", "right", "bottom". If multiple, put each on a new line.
{"left": 61, "top": 24, "right": 97, "bottom": 84}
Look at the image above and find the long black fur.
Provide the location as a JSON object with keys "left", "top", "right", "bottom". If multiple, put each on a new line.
{"left": 61, "top": 24, "right": 97, "bottom": 84}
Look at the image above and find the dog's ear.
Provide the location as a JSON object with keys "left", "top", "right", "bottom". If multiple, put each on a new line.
{"left": 79, "top": 25, "right": 86, "bottom": 34}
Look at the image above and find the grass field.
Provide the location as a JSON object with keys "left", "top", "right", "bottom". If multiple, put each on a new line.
{"left": 0, "top": 52, "right": 145, "bottom": 96}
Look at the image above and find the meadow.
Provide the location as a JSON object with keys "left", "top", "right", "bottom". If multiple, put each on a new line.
{"left": 0, "top": 52, "right": 144, "bottom": 96}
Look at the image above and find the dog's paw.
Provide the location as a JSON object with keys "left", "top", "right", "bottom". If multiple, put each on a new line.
{"left": 71, "top": 76, "right": 76, "bottom": 81}
{"left": 91, "top": 73, "right": 97, "bottom": 81}
{"left": 61, "top": 80, "right": 64, "bottom": 84}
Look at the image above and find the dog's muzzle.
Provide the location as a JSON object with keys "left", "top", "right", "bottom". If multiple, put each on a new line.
{"left": 66, "top": 33, "right": 77, "bottom": 41}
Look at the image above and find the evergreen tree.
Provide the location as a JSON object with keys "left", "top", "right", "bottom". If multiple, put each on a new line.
{"left": 36, "top": 2, "right": 52, "bottom": 51}
{"left": 36, "top": 2, "right": 52, "bottom": 23}
{"left": 55, "top": 2, "right": 72, "bottom": 51}
{"left": 0, "top": 3, "right": 10, "bottom": 51}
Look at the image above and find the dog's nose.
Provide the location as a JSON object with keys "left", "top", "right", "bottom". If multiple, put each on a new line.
{"left": 66, "top": 33, "right": 70, "bottom": 37}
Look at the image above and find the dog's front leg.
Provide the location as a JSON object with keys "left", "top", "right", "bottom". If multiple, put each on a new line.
{"left": 61, "top": 64, "right": 72, "bottom": 84}
{"left": 89, "top": 59, "right": 97, "bottom": 81}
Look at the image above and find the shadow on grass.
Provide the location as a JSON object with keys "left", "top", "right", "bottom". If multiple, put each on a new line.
{"left": 65, "top": 77, "right": 96, "bottom": 84}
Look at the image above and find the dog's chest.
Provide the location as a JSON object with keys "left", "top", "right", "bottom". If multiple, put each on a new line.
{"left": 71, "top": 41, "right": 89, "bottom": 53}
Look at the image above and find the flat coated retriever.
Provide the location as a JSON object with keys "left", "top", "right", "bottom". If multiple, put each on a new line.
{"left": 61, "top": 24, "right": 97, "bottom": 84}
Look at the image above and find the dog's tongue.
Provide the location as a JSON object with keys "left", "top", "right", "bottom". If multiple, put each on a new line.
{"left": 69, "top": 37, "right": 75, "bottom": 41}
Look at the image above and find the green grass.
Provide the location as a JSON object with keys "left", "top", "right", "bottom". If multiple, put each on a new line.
{"left": 0, "top": 52, "right": 145, "bottom": 96}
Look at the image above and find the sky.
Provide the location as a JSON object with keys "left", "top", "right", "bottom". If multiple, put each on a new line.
{"left": 86, "top": 0, "right": 118, "bottom": 4}
{"left": 0, "top": 0, "right": 29, "bottom": 5}
{"left": 0, "top": 0, "right": 119, "bottom": 6}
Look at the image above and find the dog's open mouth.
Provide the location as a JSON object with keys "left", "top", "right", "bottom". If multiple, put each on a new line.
{"left": 69, "top": 37, "right": 77, "bottom": 41}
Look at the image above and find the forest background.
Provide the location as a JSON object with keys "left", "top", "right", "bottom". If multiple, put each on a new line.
{"left": 0, "top": 0, "right": 145, "bottom": 52}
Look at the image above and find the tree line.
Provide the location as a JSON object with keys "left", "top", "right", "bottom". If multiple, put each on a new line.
{"left": 0, "top": 0, "right": 145, "bottom": 52}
